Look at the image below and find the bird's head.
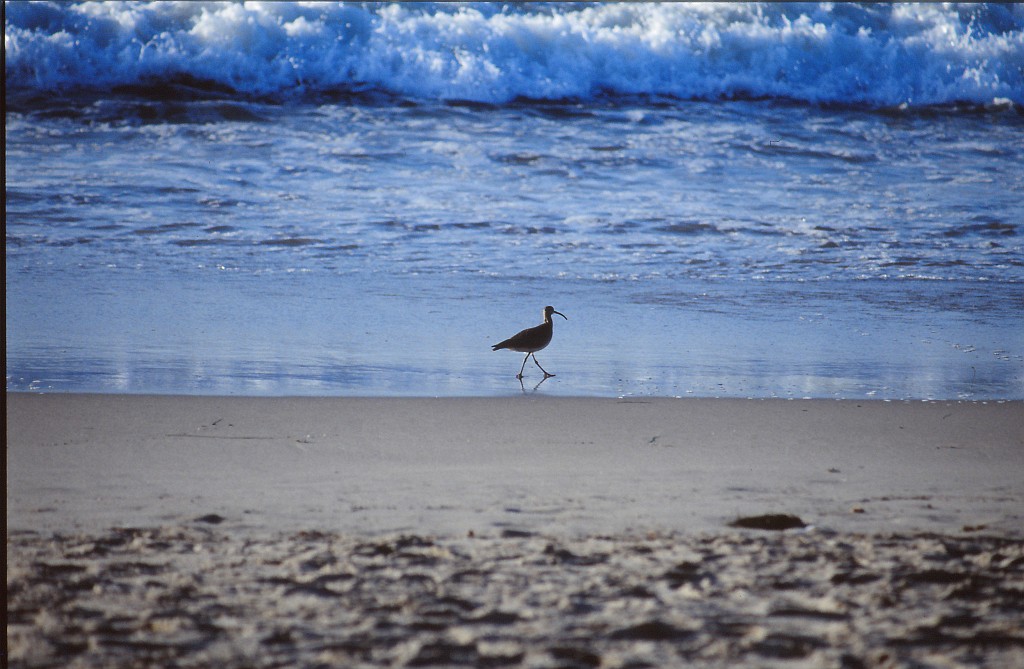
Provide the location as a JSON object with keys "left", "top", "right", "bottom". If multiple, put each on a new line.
{"left": 544, "top": 306, "right": 567, "bottom": 321}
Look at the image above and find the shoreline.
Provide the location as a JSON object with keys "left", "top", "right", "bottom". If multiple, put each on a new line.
{"left": 8, "top": 392, "right": 1023, "bottom": 538}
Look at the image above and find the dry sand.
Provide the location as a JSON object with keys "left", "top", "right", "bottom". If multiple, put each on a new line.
{"left": 7, "top": 394, "right": 1024, "bottom": 667}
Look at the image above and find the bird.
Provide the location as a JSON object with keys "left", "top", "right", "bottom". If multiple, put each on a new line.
{"left": 492, "top": 306, "right": 567, "bottom": 379}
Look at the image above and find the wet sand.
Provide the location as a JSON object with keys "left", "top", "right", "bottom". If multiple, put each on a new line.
{"left": 7, "top": 394, "right": 1024, "bottom": 667}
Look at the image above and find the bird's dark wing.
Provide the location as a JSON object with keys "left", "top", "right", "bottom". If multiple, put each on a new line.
{"left": 491, "top": 327, "right": 531, "bottom": 351}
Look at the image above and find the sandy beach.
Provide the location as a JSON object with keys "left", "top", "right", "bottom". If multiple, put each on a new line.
{"left": 8, "top": 393, "right": 1024, "bottom": 667}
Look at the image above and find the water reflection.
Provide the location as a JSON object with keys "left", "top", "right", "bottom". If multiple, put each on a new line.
{"left": 6, "top": 271, "right": 1023, "bottom": 399}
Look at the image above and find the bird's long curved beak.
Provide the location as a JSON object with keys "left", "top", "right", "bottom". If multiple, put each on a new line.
{"left": 554, "top": 310, "right": 567, "bottom": 320}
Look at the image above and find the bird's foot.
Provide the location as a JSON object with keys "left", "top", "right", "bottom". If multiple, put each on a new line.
{"left": 516, "top": 373, "right": 524, "bottom": 380}
{"left": 543, "top": 372, "right": 556, "bottom": 378}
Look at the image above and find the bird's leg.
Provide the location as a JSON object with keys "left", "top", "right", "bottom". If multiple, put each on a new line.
{"left": 517, "top": 353, "right": 530, "bottom": 379}
{"left": 532, "top": 354, "right": 555, "bottom": 378}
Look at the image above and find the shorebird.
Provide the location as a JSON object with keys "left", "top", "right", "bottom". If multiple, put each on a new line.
{"left": 492, "top": 306, "right": 567, "bottom": 379}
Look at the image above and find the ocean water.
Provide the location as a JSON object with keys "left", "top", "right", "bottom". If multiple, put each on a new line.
{"left": 6, "top": 2, "right": 1024, "bottom": 398}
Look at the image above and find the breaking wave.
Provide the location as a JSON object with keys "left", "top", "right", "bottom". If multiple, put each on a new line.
{"left": 6, "top": 2, "right": 1024, "bottom": 108}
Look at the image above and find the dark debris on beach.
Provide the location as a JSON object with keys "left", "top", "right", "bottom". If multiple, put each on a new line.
{"left": 8, "top": 527, "right": 1024, "bottom": 668}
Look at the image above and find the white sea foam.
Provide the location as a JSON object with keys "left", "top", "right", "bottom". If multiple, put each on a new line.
{"left": 6, "top": 2, "right": 1023, "bottom": 107}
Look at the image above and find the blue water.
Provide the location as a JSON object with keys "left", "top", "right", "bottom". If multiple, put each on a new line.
{"left": 6, "top": 2, "right": 1024, "bottom": 398}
